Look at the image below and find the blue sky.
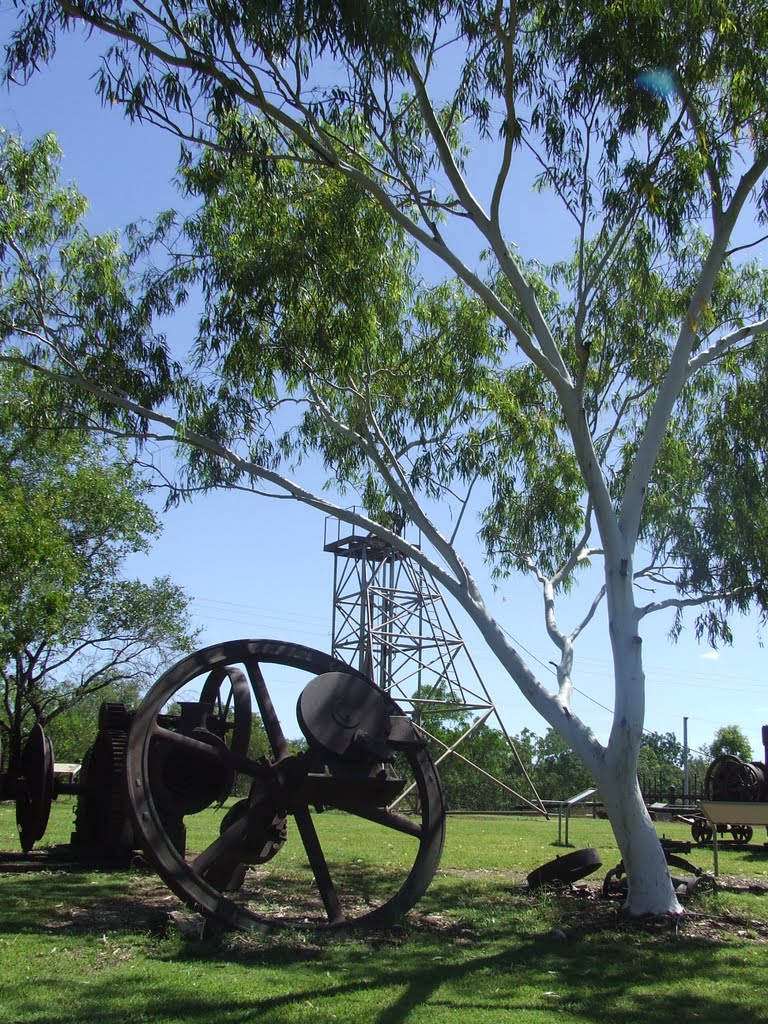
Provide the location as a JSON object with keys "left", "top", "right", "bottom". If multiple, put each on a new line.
{"left": 2, "top": 17, "right": 767, "bottom": 763}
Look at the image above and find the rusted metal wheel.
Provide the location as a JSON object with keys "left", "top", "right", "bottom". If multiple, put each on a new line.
{"left": 730, "top": 825, "right": 753, "bottom": 845}
{"left": 198, "top": 664, "right": 252, "bottom": 761}
{"left": 691, "top": 816, "right": 713, "bottom": 844}
{"left": 126, "top": 639, "right": 446, "bottom": 932}
{"left": 527, "top": 847, "right": 602, "bottom": 889}
{"left": 16, "top": 724, "right": 54, "bottom": 853}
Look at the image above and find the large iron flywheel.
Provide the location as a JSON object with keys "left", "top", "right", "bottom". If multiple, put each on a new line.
{"left": 125, "top": 639, "right": 446, "bottom": 932}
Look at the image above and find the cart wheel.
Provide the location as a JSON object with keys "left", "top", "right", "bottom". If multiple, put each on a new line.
{"left": 686, "top": 873, "right": 716, "bottom": 897}
{"left": 730, "top": 825, "right": 753, "bottom": 845}
{"left": 691, "top": 817, "right": 713, "bottom": 844}
{"left": 126, "top": 639, "right": 446, "bottom": 931}
{"left": 527, "top": 847, "right": 602, "bottom": 889}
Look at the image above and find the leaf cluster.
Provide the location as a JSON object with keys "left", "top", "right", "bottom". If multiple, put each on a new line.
{"left": 708, "top": 723, "right": 753, "bottom": 761}
{"left": 9, "top": 1, "right": 767, "bottom": 237}
{"left": 0, "top": 128, "right": 181, "bottom": 430}
{"left": 0, "top": 367, "right": 162, "bottom": 656}
{"left": 0, "top": 365, "right": 197, "bottom": 764}
{"left": 142, "top": 119, "right": 514, "bottom": 523}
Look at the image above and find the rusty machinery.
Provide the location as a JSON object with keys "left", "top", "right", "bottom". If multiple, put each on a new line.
{"left": 688, "top": 725, "right": 768, "bottom": 846}
{"left": 3, "top": 701, "right": 154, "bottom": 860}
{"left": 0, "top": 640, "right": 446, "bottom": 931}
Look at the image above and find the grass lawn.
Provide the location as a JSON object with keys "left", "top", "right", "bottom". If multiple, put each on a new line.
{"left": 1, "top": 800, "right": 767, "bottom": 1023}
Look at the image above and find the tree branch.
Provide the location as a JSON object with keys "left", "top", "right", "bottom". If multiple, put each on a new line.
{"left": 687, "top": 318, "right": 768, "bottom": 373}
{"left": 638, "top": 586, "right": 750, "bottom": 619}
{"left": 620, "top": 149, "right": 768, "bottom": 547}
{"left": 489, "top": 0, "right": 518, "bottom": 228}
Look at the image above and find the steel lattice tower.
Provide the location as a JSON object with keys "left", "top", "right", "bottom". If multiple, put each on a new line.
{"left": 324, "top": 515, "right": 544, "bottom": 812}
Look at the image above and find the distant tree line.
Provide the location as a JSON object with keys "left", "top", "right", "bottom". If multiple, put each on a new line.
{"left": 419, "top": 718, "right": 757, "bottom": 812}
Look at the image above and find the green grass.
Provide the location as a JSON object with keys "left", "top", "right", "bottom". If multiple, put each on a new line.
{"left": 1, "top": 801, "right": 768, "bottom": 1023}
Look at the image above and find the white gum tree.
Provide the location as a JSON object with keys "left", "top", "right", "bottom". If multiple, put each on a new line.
{"left": 4, "top": 1, "right": 768, "bottom": 915}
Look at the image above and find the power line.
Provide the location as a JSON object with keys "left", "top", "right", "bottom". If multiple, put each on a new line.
{"left": 497, "top": 623, "right": 616, "bottom": 716}
{"left": 496, "top": 624, "right": 723, "bottom": 755}
{"left": 191, "top": 595, "right": 329, "bottom": 625}
{"left": 188, "top": 594, "right": 330, "bottom": 640}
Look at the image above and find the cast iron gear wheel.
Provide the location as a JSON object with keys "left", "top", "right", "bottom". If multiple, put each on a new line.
{"left": 527, "top": 847, "right": 602, "bottom": 890}
{"left": 72, "top": 728, "right": 132, "bottom": 858}
{"left": 126, "top": 639, "right": 446, "bottom": 932}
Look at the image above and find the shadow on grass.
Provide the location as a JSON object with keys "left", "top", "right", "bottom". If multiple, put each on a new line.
{"left": 1, "top": 868, "right": 765, "bottom": 1024}
{"left": 0, "top": 869, "right": 172, "bottom": 935}
{"left": 729, "top": 846, "right": 768, "bottom": 866}
{"left": 2, "top": 931, "right": 762, "bottom": 1024}
{"left": 0, "top": 858, "right": 423, "bottom": 933}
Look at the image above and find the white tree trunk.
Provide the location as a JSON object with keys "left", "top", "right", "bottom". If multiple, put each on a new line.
{"left": 597, "top": 759, "right": 683, "bottom": 916}
{"left": 599, "top": 560, "right": 683, "bottom": 916}
{"left": 444, "top": 557, "right": 685, "bottom": 916}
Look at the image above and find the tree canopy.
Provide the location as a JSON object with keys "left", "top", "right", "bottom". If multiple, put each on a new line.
{"left": 0, "top": 362, "right": 198, "bottom": 770}
{"left": 3, "top": 0, "right": 768, "bottom": 915}
{"left": 709, "top": 723, "right": 753, "bottom": 762}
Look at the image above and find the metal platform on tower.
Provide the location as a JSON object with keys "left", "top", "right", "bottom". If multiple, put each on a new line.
{"left": 323, "top": 513, "right": 545, "bottom": 814}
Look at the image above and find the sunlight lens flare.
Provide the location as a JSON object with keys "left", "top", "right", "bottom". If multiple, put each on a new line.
{"left": 635, "top": 68, "right": 677, "bottom": 98}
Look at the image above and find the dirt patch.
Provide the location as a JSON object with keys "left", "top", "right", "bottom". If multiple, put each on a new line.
{"left": 523, "top": 876, "right": 768, "bottom": 945}
{"left": 44, "top": 877, "right": 182, "bottom": 935}
{"left": 5, "top": 856, "right": 768, "bottom": 946}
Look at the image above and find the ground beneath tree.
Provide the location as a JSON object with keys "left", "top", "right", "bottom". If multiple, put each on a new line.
{"left": 4, "top": 853, "right": 768, "bottom": 947}
{"left": 413, "top": 867, "right": 768, "bottom": 946}
{"left": 37, "top": 873, "right": 768, "bottom": 948}
{"left": 540, "top": 876, "right": 768, "bottom": 945}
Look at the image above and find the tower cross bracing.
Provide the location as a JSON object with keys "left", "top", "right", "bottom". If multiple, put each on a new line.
{"left": 324, "top": 515, "right": 544, "bottom": 813}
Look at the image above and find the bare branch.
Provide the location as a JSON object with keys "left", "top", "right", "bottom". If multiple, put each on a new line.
{"left": 725, "top": 233, "right": 768, "bottom": 259}
{"left": 688, "top": 317, "right": 768, "bottom": 374}
{"left": 449, "top": 473, "right": 480, "bottom": 547}
{"left": 638, "top": 587, "right": 750, "bottom": 619}
{"left": 570, "top": 584, "right": 607, "bottom": 642}
{"left": 489, "top": 0, "right": 518, "bottom": 228}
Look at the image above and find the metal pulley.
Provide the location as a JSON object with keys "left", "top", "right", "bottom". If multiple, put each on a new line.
{"left": 296, "top": 671, "right": 420, "bottom": 761}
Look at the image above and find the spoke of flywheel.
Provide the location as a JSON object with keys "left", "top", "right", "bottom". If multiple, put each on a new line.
{"left": 222, "top": 685, "right": 234, "bottom": 719}
{"left": 293, "top": 806, "right": 345, "bottom": 925}
{"left": 339, "top": 804, "right": 422, "bottom": 838}
{"left": 245, "top": 658, "right": 288, "bottom": 758}
{"left": 191, "top": 814, "right": 250, "bottom": 876}
{"left": 150, "top": 725, "right": 233, "bottom": 765}
{"left": 202, "top": 667, "right": 226, "bottom": 712}
{"left": 218, "top": 668, "right": 239, "bottom": 719}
